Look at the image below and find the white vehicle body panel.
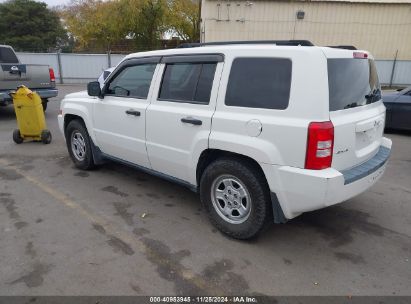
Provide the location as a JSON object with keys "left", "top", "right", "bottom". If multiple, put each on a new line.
{"left": 92, "top": 95, "right": 151, "bottom": 167}
{"left": 92, "top": 64, "right": 161, "bottom": 168}
{"left": 145, "top": 63, "right": 224, "bottom": 184}
{"left": 58, "top": 91, "right": 95, "bottom": 141}
{"left": 330, "top": 102, "right": 386, "bottom": 171}
{"left": 210, "top": 48, "right": 329, "bottom": 169}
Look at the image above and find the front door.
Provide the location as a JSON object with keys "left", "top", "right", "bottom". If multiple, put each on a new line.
{"left": 93, "top": 58, "right": 160, "bottom": 168}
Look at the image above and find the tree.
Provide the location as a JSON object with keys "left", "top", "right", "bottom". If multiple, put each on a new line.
{"left": 0, "top": 0, "right": 68, "bottom": 52}
{"left": 61, "top": 0, "right": 200, "bottom": 52}
{"left": 167, "top": 0, "right": 200, "bottom": 42}
{"left": 61, "top": 0, "right": 129, "bottom": 51}
{"left": 127, "top": 0, "right": 168, "bottom": 50}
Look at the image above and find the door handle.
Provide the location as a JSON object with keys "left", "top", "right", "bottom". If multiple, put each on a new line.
{"left": 181, "top": 117, "right": 202, "bottom": 126}
{"left": 125, "top": 109, "right": 141, "bottom": 116}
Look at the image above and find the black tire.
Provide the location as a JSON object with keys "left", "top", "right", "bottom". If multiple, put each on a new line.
{"left": 13, "top": 129, "right": 23, "bottom": 144}
{"left": 41, "top": 99, "right": 48, "bottom": 111}
{"left": 200, "top": 158, "right": 273, "bottom": 240}
{"left": 41, "top": 129, "right": 52, "bottom": 144}
{"left": 65, "top": 119, "right": 95, "bottom": 170}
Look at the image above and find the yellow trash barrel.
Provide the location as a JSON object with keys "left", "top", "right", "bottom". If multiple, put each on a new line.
{"left": 10, "top": 85, "right": 52, "bottom": 144}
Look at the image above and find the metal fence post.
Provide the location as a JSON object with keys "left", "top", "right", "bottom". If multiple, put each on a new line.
{"left": 389, "top": 50, "right": 398, "bottom": 88}
{"left": 56, "top": 50, "right": 64, "bottom": 84}
{"left": 107, "top": 50, "right": 111, "bottom": 68}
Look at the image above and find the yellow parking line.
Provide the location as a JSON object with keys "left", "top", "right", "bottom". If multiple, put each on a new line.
{"left": 0, "top": 159, "right": 219, "bottom": 294}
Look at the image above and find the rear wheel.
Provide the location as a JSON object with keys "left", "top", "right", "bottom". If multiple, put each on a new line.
{"left": 12, "top": 129, "right": 23, "bottom": 144}
{"left": 200, "top": 158, "right": 272, "bottom": 239}
{"left": 65, "top": 120, "right": 95, "bottom": 170}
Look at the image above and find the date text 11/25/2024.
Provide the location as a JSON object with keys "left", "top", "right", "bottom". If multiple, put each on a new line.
{"left": 149, "top": 296, "right": 258, "bottom": 303}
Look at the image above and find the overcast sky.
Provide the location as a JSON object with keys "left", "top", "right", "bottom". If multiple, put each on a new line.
{"left": 0, "top": 0, "right": 70, "bottom": 7}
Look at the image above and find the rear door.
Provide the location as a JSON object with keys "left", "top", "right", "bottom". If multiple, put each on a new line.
{"left": 327, "top": 53, "right": 386, "bottom": 171}
{"left": 146, "top": 55, "right": 223, "bottom": 183}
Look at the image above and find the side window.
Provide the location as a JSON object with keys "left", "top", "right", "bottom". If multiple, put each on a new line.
{"left": 106, "top": 63, "right": 156, "bottom": 98}
{"left": 159, "top": 62, "right": 217, "bottom": 104}
{"left": 225, "top": 58, "right": 292, "bottom": 110}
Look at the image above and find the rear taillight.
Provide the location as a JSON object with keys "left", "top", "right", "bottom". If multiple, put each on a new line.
{"left": 305, "top": 121, "right": 334, "bottom": 170}
{"left": 49, "top": 68, "right": 56, "bottom": 83}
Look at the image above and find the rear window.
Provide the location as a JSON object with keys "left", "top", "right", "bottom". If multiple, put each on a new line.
{"left": 225, "top": 58, "right": 292, "bottom": 110}
{"left": 0, "top": 47, "right": 19, "bottom": 63}
{"left": 328, "top": 59, "right": 381, "bottom": 111}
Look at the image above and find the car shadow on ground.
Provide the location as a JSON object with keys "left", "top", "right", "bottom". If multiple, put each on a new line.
{"left": 0, "top": 105, "right": 16, "bottom": 122}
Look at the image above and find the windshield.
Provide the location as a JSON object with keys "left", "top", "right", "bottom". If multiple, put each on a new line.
{"left": 399, "top": 86, "right": 411, "bottom": 94}
{"left": 328, "top": 58, "right": 381, "bottom": 111}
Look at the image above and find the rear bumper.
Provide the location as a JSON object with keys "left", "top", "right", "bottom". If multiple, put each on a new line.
{"left": 262, "top": 137, "right": 392, "bottom": 220}
{"left": 0, "top": 88, "right": 58, "bottom": 105}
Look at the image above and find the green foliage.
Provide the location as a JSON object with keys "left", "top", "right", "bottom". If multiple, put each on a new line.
{"left": 62, "top": 0, "right": 200, "bottom": 52}
{"left": 132, "top": 0, "right": 167, "bottom": 49}
{"left": 167, "top": 0, "right": 200, "bottom": 42}
{"left": 62, "top": 0, "right": 130, "bottom": 51}
{"left": 0, "top": 0, "right": 68, "bottom": 52}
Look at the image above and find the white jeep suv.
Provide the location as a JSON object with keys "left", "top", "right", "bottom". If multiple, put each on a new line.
{"left": 58, "top": 41, "right": 392, "bottom": 239}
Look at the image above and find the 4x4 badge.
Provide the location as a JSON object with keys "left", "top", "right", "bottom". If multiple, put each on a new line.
{"left": 335, "top": 148, "right": 349, "bottom": 155}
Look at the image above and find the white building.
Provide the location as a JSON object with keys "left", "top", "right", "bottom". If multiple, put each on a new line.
{"left": 200, "top": 0, "right": 411, "bottom": 60}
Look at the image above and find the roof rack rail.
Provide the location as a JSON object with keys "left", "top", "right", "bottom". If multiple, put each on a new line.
{"left": 327, "top": 45, "right": 357, "bottom": 50}
{"left": 177, "top": 40, "right": 314, "bottom": 48}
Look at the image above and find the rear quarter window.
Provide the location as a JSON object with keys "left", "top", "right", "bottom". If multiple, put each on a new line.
{"left": 225, "top": 57, "right": 292, "bottom": 110}
{"left": 0, "top": 47, "right": 19, "bottom": 63}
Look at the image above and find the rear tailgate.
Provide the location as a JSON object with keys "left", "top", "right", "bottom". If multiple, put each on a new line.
{"left": 325, "top": 49, "right": 385, "bottom": 171}
{"left": 0, "top": 64, "right": 54, "bottom": 91}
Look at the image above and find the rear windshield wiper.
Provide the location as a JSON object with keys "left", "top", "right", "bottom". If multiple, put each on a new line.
{"left": 365, "top": 89, "right": 381, "bottom": 103}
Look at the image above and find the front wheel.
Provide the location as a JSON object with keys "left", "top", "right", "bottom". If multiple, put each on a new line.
{"left": 65, "top": 120, "right": 95, "bottom": 170}
{"left": 200, "top": 158, "right": 272, "bottom": 239}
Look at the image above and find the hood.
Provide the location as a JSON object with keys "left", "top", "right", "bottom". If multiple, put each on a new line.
{"left": 382, "top": 91, "right": 400, "bottom": 103}
{"left": 382, "top": 90, "right": 399, "bottom": 97}
{"left": 64, "top": 90, "right": 89, "bottom": 99}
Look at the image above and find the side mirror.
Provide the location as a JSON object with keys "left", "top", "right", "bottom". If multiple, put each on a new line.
{"left": 87, "top": 81, "right": 102, "bottom": 97}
